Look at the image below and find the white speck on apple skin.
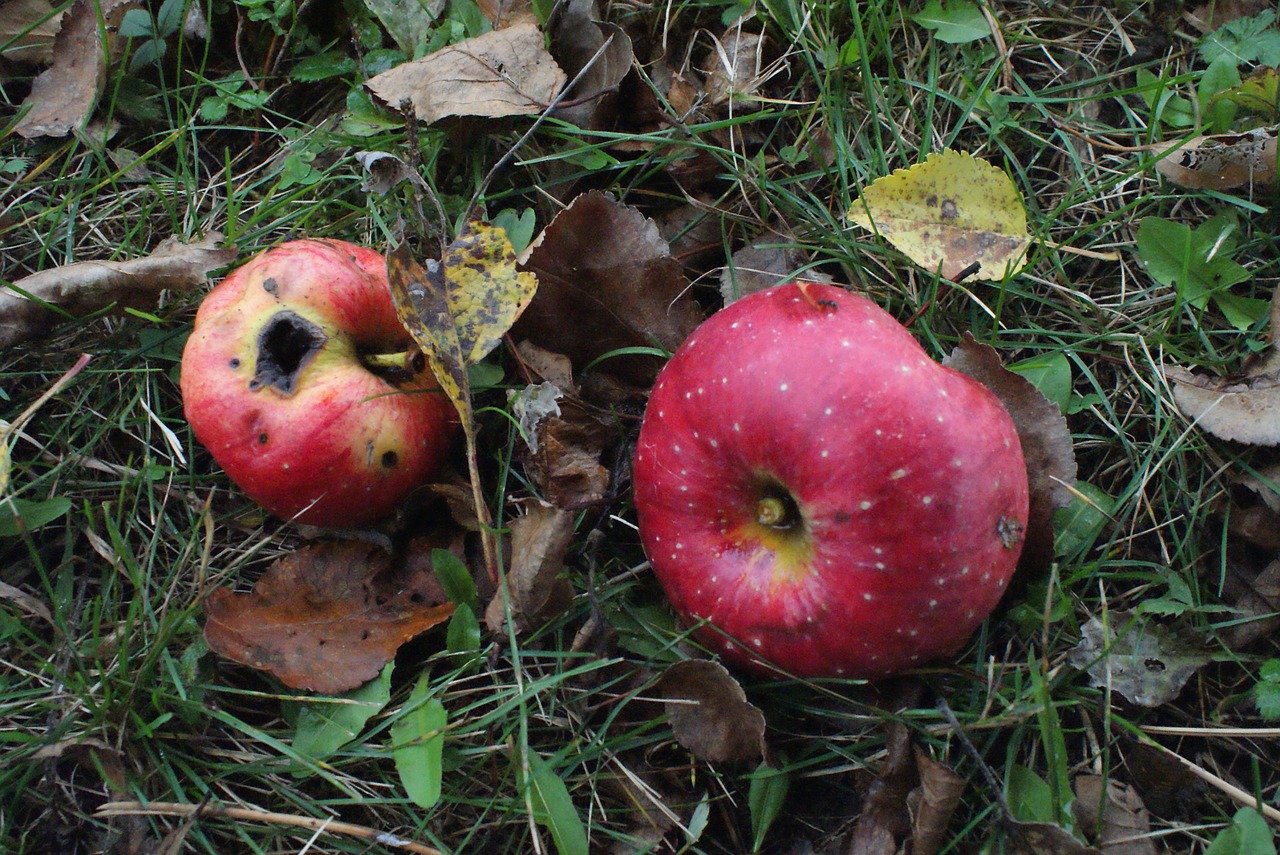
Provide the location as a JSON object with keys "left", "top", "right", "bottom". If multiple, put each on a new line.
{"left": 922, "top": 496, "right": 933, "bottom": 505}
{"left": 859, "top": 500, "right": 873, "bottom": 510}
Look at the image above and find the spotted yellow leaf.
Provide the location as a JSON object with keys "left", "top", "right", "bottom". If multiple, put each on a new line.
{"left": 387, "top": 244, "right": 472, "bottom": 424}
{"left": 848, "top": 149, "right": 1030, "bottom": 281}
{"left": 442, "top": 221, "right": 539, "bottom": 365}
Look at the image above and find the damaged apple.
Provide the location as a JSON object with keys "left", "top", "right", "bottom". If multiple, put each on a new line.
{"left": 180, "top": 239, "right": 455, "bottom": 527}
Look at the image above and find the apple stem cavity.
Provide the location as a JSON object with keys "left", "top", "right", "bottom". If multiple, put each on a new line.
{"left": 250, "top": 310, "right": 327, "bottom": 396}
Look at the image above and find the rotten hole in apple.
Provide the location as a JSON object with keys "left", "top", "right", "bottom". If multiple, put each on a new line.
{"left": 250, "top": 310, "right": 327, "bottom": 395}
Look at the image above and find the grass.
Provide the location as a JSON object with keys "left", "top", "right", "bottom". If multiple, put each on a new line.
{"left": 4, "top": 0, "right": 1280, "bottom": 852}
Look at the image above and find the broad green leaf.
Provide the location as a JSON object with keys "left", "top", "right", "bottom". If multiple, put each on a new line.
{"left": 1205, "top": 807, "right": 1277, "bottom": 855}
{"left": 521, "top": 751, "right": 588, "bottom": 855}
{"left": 912, "top": 0, "right": 990, "bottom": 43}
{"left": 0, "top": 497, "right": 72, "bottom": 537}
{"left": 445, "top": 602, "right": 481, "bottom": 654}
{"left": 1007, "top": 764, "right": 1055, "bottom": 824}
{"left": 361, "top": 0, "right": 442, "bottom": 58}
{"left": 292, "top": 663, "right": 393, "bottom": 762}
{"left": 491, "top": 207, "right": 537, "bottom": 256}
{"left": 1010, "top": 352, "right": 1072, "bottom": 412}
{"left": 1256, "top": 660, "right": 1280, "bottom": 721}
{"left": 431, "top": 548, "right": 478, "bottom": 612}
{"left": 1137, "top": 214, "right": 1257, "bottom": 329}
{"left": 1053, "top": 481, "right": 1113, "bottom": 558}
{"left": 748, "top": 761, "right": 791, "bottom": 852}
{"left": 1200, "top": 9, "right": 1280, "bottom": 68}
{"left": 848, "top": 149, "right": 1029, "bottom": 280}
{"left": 391, "top": 672, "right": 447, "bottom": 809}
{"left": 1220, "top": 68, "right": 1280, "bottom": 118}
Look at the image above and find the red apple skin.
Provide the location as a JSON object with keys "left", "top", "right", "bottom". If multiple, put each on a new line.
{"left": 633, "top": 282, "right": 1029, "bottom": 679}
{"left": 180, "top": 239, "right": 455, "bottom": 527}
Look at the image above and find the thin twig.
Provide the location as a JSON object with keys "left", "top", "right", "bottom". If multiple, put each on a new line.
{"left": 462, "top": 34, "right": 619, "bottom": 225}
{"left": 96, "top": 801, "right": 443, "bottom": 855}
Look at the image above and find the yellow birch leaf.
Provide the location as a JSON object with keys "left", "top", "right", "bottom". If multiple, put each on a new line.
{"left": 847, "top": 149, "right": 1030, "bottom": 281}
{"left": 387, "top": 243, "right": 472, "bottom": 425}
{"left": 443, "top": 221, "right": 539, "bottom": 365}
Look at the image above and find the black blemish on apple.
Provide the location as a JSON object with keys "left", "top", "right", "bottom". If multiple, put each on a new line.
{"left": 833, "top": 510, "right": 852, "bottom": 524}
{"left": 258, "top": 433, "right": 269, "bottom": 445}
{"left": 250, "top": 311, "right": 327, "bottom": 396}
{"left": 229, "top": 358, "right": 241, "bottom": 369}
{"left": 381, "top": 450, "right": 398, "bottom": 468}
{"left": 262, "top": 277, "right": 279, "bottom": 295}
{"left": 997, "top": 515, "right": 1024, "bottom": 549}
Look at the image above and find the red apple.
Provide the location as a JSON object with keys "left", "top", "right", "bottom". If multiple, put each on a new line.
{"left": 180, "top": 239, "right": 455, "bottom": 527}
{"left": 633, "top": 282, "right": 1029, "bottom": 679}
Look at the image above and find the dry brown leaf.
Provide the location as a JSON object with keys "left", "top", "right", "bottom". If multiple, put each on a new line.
{"left": 848, "top": 721, "right": 916, "bottom": 854}
{"left": 1067, "top": 611, "right": 1211, "bottom": 707}
{"left": 526, "top": 400, "right": 614, "bottom": 509}
{"left": 14, "top": 0, "right": 136, "bottom": 138}
{"left": 720, "top": 229, "right": 832, "bottom": 303}
{"left": 475, "top": 0, "right": 535, "bottom": 27}
{"left": 549, "top": 0, "right": 634, "bottom": 130}
{"left": 702, "top": 29, "right": 769, "bottom": 108}
{"left": 0, "top": 0, "right": 63, "bottom": 63}
{"left": 909, "top": 747, "right": 967, "bottom": 855}
{"left": 366, "top": 22, "right": 566, "bottom": 123}
{"left": 0, "top": 579, "right": 52, "bottom": 623}
{"left": 204, "top": 541, "right": 454, "bottom": 694}
{"left": 485, "top": 503, "right": 576, "bottom": 634}
{"left": 1126, "top": 741, "right": 1202, "bottom": 818}
{"left": 1167, "top": 284, "right": 1280, "bottom": 445}
{"left": 1186, "top": 0, "right": 1274, "bottom": 33}
{"left": 516, "top": 340, "right": 577, "bottom": 391}
{"left": 515, "top": 190, "right": 703, "bottom": 388}
{"left": 1, "top": 233, "right": 233, "bottom": 349}
{"left": 656, "top": 659, "right": 765, "bottom": 764}
{"left": 1073, "top": 775, "right": 1159, "bottom": 855}
{"left": 1166, "top": 358, "right": 1280, "bottom": 446}
{"left": 1004, "top": 821, "right": 1102, "bottom": 854}
{"left": 1228, "top": 464, "right": 1280, "bottom": 550}
{"left": 943, "top": 334, "right": 1077, "bottom": 573}
{"left": 1217, "top": 554, "right": 1280, "bottom": 648}
{"left": 1153, "top": 128, "right": 1278, "bottom": 191}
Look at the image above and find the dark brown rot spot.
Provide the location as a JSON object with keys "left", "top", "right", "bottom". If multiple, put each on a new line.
{"left": 258, "top": 433, "right": 269, "bottom": 445}
{"left": 381, "top": 450, "right": 398, "bottom": 469}
{"left": 262, "top": 277, "right": 279, "bottom": 295}
{"left": 229, "top": 358, "right": 241, "bottom": 369}
{"left": 249, "top": 310, "right": 327, "bottom": 395}
{"left": 940, "top": 199, "right": 959, "bottom": 219}
{"left": 997, "top": 515, "right": 1024, "bottom": 549}
{"left": 833, "top": 510, "right": 852, "bottom": 524}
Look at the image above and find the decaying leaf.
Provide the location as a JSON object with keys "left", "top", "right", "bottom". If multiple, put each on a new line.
{"left": 204, "top": 541, "right": 455, "bottom": 694}
{"left": 549, "top": 0, "right": 634, "bottom": 130}
{"left": 443, "top": 222, "right": 540, "bottom": 365}
{"left": 1072, "top": 775, "right": 1158, "bottom": 855}
{"left": 515, "top": 191, "right": 704, "bottom": 388}
{"left": 1, "top": 233, "right": 233, "bottom": 349}
{"left": 475, "top": 0, "right": 535, "bottom": 27}
{"left": 366, "top": 22, "right": 567, "bottom": 123}
{"left": 943, "top": 334, "right": 1078, "bottom": 573}
{"left": 702, "top": 28, "right": 770, "bottom": 108}
{"left": 485, "top": 503, "right": 576, "bottom": 634}
{"left": 848, "top": 149, "right": 1031, "bottom": 281}
{"left": 1216, "top": 553, "right": 1280, "bottom": 648}
{"left": 0, "top": 580, "right": 53, "bottom": 623}
{"left": 1153, "top": 127, "right": 1278, "bottom": 191}
{"left": 354, "top": 150, "right": 426, "bottom": 195}
{"left": 720, "top": 229, "right": 831, "bottom": 303}
{"left": 1186, "top": 0, "right": 1273, "bottom": 31}
{"left": 1067, "top": 611, "right": 1211, "bottom": 707}
{"left": 910, "top": 747, "right": 967, "bottom": 855}
{"left": 522, "top": 395, "right": 615, "bottom": 509}
{"left": 14, "top": 0, "right": 136, "bottom": 138}
{"left": 656, "top": 659, "right": 765, "bottom": 764}
{"left": 848, "top": 721, "right": 917, "bottom": 854}
{"left": 0, "top": 0, "right": 63, "bottom": 63}
{"left": 1228, "top": 464, "right": 1280, "bottom": 550}
{"left": 388, "top": 243, "right": 472, "bottom": 426}
{"left": 1165, "top": 285, "right": 1280, "bottom": 446}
